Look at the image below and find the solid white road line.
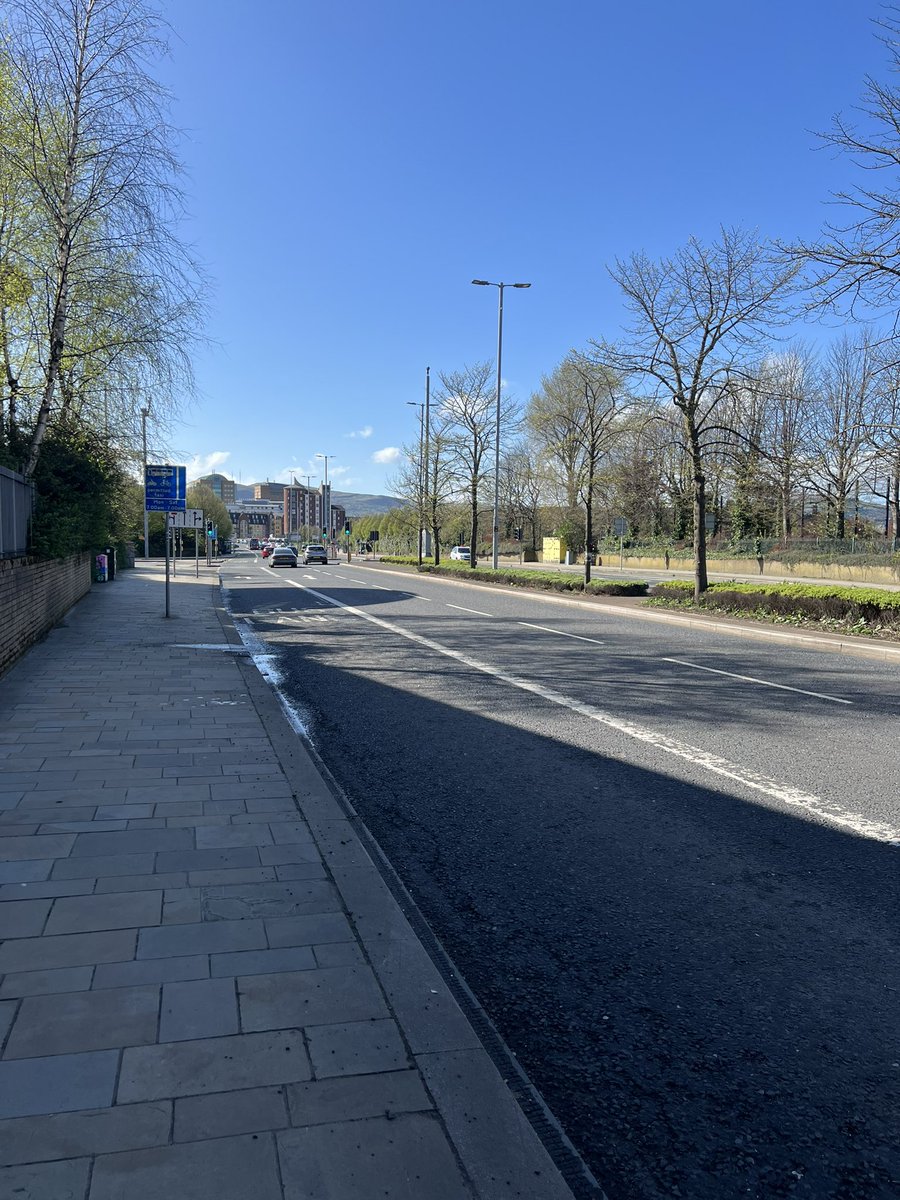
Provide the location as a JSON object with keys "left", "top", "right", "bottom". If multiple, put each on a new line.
{"left": 519, "top": 622, "right": 605, "bottom": 645}
{"left": 265, "top": 574, "right": 899, "bottom": 846}
{"left": 446, "top": 603, "right": 493, "bottom": 617}
{"left": 661, "top": 658, "right": 852, "bottom": 705}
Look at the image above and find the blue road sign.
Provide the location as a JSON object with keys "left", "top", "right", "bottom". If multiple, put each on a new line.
{"left": 145, "top": 464, "right": 186, "bottom": 511}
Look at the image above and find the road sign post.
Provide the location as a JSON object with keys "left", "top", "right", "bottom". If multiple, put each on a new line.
{"left": 173, "top": 509, "right": 204, "bottom": 577}
{"left": 145, "top": 466, "right": 186, "bottom": 617}
{"left": 613, "top": 517, "right": 628, "bottom": 570}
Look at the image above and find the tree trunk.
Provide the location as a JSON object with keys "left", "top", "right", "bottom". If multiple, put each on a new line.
{"left": 584, "top": 456, "right": 595, "bottom": 586}
{"left": 469, "top": 485, "right": 478, "bottom": 569}
{"left": 893, "top": 459, "right": 899, "bottom": 543}
{"left": 835, "top": 485, "right": 846, "bottom": 540}
{"left": 24, "top": 4, "right": 89, "bottom": 481}
{"left": 781, "top": 478, "right": 792, "bottom": 540}
{"left": 687, "top": 422, "right": 708, "bottom": 600}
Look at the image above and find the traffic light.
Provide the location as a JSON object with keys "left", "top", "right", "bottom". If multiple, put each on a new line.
{"left": 321, "top": 528, "right": 328, "bottom": 539}
{"left": 344, "top": 520, "right": 351, "bottom": 536}
{"left": 514, "top": 526, "right": 522, "bottom": 541}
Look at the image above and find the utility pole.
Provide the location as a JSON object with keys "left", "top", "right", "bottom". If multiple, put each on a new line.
{"left": 424, "top": 366, "right": 431, "bottom": 561}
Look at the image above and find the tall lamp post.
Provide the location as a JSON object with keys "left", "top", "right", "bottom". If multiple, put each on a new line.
{"left": 407, "top": 401, "right": 425, "bottom": 565}
{"left": 316, "top": 454, "right": 334, "bottom": 554}
{"left": 140, "top": 405, "right": 151, "bottom": 559}
{"left": 471, "top": 280, "right": 531, "bottom": 568}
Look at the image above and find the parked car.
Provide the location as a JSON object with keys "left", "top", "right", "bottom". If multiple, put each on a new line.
{"left": 303, "top": 544, "right": 328, "bottom": 565}
{"left": 269, "top": 546, "right": 298, "bottom": 568}
{"left": 449, "top": 545, "right": 472, "bottom": 562}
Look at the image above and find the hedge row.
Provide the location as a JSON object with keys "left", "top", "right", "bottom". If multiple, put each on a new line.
{"left": 416, "top": 563, "right": 648, "bottom": 596}
{"left": 376, "top": 556, "right": 649, "bottom": 595}
{"left": 651, "top": 579, "right": 900, "bottom": 628}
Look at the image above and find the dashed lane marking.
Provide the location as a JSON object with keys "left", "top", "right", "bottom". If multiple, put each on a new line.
{"left": 518, "top": 622, "right": 605, "bottom": 645}
{"left": 661, "top": 658, "right": 852, "bottom": 705}
{"left": 265, "top": 575, "right": 900, "bottom": 847}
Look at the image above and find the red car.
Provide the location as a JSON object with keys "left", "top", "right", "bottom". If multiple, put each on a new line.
{"left": 260, "top": 544, "right": 273, "bottom": 558}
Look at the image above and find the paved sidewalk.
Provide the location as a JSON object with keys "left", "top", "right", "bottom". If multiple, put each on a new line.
{"left": 0, "top": 564, "right": 591, "bottom": 1199}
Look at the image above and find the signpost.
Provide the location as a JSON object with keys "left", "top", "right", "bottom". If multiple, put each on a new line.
{"left": 144, "top": 465, "right": 186, "bottom": 617}
{"left": 173, "top": 509, "right": 204, "bottom": 577}
{"left": 613, "top": 517, "right": 628, "bottom": 570}
{"left": 144, "top": 465, "right": 186, "bottom": 512}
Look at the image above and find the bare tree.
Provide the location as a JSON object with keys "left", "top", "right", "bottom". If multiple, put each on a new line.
{"left": 595, "top": 228, "right": 797, "bottom": 597}
{"left": 532, "top": 350, "right": 624, "bottom": 580}
{"left": 499, "top": 440, "right": 544, "bottom": 550}
{"left": 805, "top": 334, "right": 879, "bottom": 538}
{"left": 1, "top": 0, "right": 204, "bottom": 479}
{"left": 788, "top": 10, "right": 900, "bottom": 322}
{"left": 754, "top": 346, "right": 818, "bottom": 539}
{"left": 423, "top": 409, "right": 456, "bottom": 564}
{"left": 439, "top": 361, "right": 514, "bottom": 568}
{"left": 870, "top": 355, "right": 900, "bottom": 537}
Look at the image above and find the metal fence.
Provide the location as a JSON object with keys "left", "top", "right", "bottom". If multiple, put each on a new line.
{"left": 0, "top": 465, "right": 33, "bottom": 557}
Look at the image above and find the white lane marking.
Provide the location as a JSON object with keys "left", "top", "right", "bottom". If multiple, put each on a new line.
{"left": 661, "top": 658, "right": 852, "bottom": 705}
{"left": 446, "top": 603, "right": 492, "bottom": 617}
{"left": 303, "top": 574, "right": 316, "bottom": 579}
{"left": 269, "top": 575, "right": 900, "bottom": 846}
{"left": 519, "top": 622, "right": 605, "bottom": 646}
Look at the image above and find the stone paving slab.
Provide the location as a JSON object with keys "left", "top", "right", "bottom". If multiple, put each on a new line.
{"left": 0, "top": 564, "right": 584, "bottom": 1199}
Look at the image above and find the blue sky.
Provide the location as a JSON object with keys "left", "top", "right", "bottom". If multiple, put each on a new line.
{"left": 155, "top": 0, "right": 881, "bottom": 493}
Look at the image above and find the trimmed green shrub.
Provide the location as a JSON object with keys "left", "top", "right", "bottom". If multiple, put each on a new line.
{"left": 650, "top": 579, "right": 900, "bottom": 629}
{"left": 418, "top": 563, "right": 648, "bottom": 596}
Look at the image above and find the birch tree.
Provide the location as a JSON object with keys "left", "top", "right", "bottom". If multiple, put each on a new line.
{"left": 595, "top": 228, "right": 797, "bottom": 597}
{"left": 1, "top": 0, "right": 203, "bottom": 479}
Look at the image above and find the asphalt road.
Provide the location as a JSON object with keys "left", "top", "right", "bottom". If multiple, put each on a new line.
{"left": 223, "top": 553, "right": 900, "bottom": 1200}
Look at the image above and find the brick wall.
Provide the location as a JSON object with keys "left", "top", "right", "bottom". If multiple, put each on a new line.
{"left": 0, "top": 553, "right": 92, "bottom": 678}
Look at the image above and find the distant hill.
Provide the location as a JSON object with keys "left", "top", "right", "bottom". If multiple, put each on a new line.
{"left": 333, "top": 491, "right": 400, "bottom": 516}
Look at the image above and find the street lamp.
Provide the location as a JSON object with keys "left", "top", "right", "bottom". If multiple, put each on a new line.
{"left": 140, "top": 405, "right": 151, "bottom": 559}
{"left": 471, "top": 280, "right": 531, "bottom": 568}
{"left": 316, "top": 453, "right": 334, "bottom": 551}
{"left": 407, "top": 401, "right": 425, "bottom": 565}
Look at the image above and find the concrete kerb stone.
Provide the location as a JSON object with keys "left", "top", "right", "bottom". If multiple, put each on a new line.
{"left": 213, "top": 578, "right": 600, "bottom": 1199}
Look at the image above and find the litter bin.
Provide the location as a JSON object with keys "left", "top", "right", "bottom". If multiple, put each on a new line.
{"left": 94, "top": 553, "right": 108, "bottom": 582}
{"left": 565, "top": 551, "right": 574, "bottom": 565}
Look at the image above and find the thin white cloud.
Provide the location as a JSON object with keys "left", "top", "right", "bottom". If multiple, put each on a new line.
{"left": 345, "top": 425, "right": 373, "bottom": 439}
{"left": 372, "top": 446, "right": 400, "bottom": 464}
{"left": 188, "top": 450, "right": 231, "bottom": 477}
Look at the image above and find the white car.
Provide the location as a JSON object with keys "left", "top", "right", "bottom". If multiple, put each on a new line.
{"left": 449, "top": 545, "right": 472, "bottom": 562}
